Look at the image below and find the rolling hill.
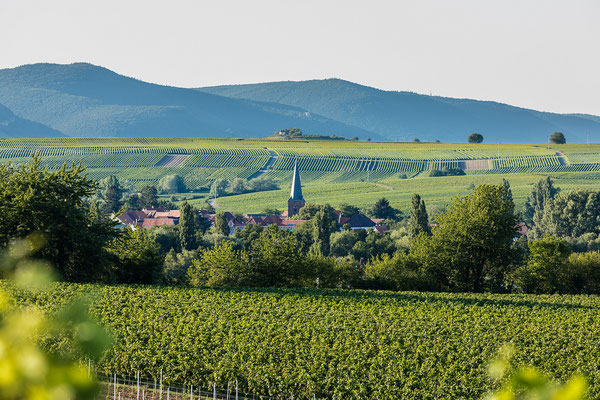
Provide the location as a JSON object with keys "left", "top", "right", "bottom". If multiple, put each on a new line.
{"left": 0, "top": 63, "right": 376, "bottom": 139}
{"left": 199, "top": 79, "right": 600, "bottom": 143}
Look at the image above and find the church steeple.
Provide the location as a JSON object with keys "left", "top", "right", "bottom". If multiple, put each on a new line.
{"left": 289, "top": 159, "right": 304, "bottom": 201}
{"left": 288, "top": 159, "right": 305, "bottom": 217}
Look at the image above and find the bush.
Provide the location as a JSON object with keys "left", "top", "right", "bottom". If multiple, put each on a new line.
{"left": 364, "top": 252, "right": 424, "bottom": 290}
{"left": 428, "top": 167, "right": 465, "bottom": 177}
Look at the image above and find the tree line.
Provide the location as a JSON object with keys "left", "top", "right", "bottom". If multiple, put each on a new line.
{"left": 2, "top": 156, "right": 599, "bottom": 294}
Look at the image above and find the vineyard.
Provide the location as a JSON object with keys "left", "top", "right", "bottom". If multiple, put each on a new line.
{"left": 2, "top": 138, "right": 600, "bottom": 210}
{"left": 11, "top": 282, "right": 600, "bottom": 399}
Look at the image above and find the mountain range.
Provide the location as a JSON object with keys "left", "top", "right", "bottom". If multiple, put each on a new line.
{"left": 0, "top": 62, "right": 598, "bottom": 142}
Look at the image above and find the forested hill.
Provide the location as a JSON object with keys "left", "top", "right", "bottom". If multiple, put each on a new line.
{"left": 0, "top": 103, "right": 64, "bottom": 138}
{"left": 0, "top": 63, "right": 374, "bottom": 139}
{"left": 199, "top": 79, "right": 600, "bottom": 143}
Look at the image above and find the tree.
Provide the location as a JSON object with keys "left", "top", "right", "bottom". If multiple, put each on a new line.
{"left": 179, "top": 202, "right": 197, "bottom": 250}
{"left": 310, "top": 207, "right": 336, "bottom": 255}
{"left": 234, "top": 223, "right": 264, "bottom": 251}
{"left": 369, "top": 198, "right": 402, "bottom": 221}
{"left": 364, "top": 252, "right": 423, "bottom": 291}
{"left": 512, "top": 236, "right": 571, "bottom": 294}
{"left": 227, "top": 178, "right": 246, "bottom": 195}
{"left": 550, "top": 132, "right": 566, "bottom": 144}
{"left": 210, "top": 179, "right": 229, "bottom": 198}
{"left": 530, "top": 189, "right": 600, "bottom": 241}
{"left": 410, "top": 184, "right": 519, "bottom": 292}
{"left": 0, "top": 156, "right": 119, "bottom": 282}
{"left": 250, "top": 224, "right": 305, "bottom": 287}
{"left": 214, "top": 211, "right": 230, "bottom": 236}
{"left": 188, "top": 241, "right": 251, "bottom": 287}
{"left": 107, "top": 227, "right": 163, "bottom": 284}
{"left": 409, "top": 194, "right": 430, "bottom": 238}
{"left": 124, "top": 193, "right": 143, "bottom": 210}
{"left": 339, "top": 203, "right": 361, "bottom": 217}
{"left": 523, "top": 177, "right": 559, "bottom": 225}
{"left": 158, "top": 174, "right": 186, "bottom": 194}
{"left": 263, "top": 207, "right": 282, "bottom": 216}
{"left": 100, "top": 175, "right": 123, "bottom": 214}
{"left": 468, "top": 133, "right": 484, "bottom": 143}
{"left": 246, "top": 176, "right": 279, "bottom": 192}
{"left": 140, "top": 185, "right": 159, "bottom": 208}
{"left": 502, "top": 178, "right": 513, "bottom": 203}
{"left": 163, "top": 248, "right": 199, "bottom": 284}
{"left": 330, "top": 230, "right": 360, "bottom": 257}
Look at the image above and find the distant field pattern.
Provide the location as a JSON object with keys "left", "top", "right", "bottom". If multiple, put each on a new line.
{"left": 2, "top": 139, "right": 600, "bottom": 212}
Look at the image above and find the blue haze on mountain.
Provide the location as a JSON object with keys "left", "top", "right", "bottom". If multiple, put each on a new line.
{"left": 0, "top": 63, "right": 374, "bottom": 139}
{"left": 0, "top": 62, "right": 598, "bottom": 142}
{"left": 199, "top": 79, "right": 600, "bottom": 143}
{"left": 0, "top": 103, "right": 64, "bottom": 138}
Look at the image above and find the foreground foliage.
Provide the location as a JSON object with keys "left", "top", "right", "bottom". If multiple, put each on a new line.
{"left": 9, "top": 283, "right": 600, "bottom": 399}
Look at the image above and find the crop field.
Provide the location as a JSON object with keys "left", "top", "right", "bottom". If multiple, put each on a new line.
{"left": 2, "top": 138, "right": 600, "bottom": 212}
{"left": 10, "top": 282, "right": 600, "bottom": 399}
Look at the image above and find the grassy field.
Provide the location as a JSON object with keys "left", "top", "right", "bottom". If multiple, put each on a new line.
{"left": 2, "top": 138, "right": 600, "bottom": 213}
{"left": 12, "top": 282, "right": 600, "bottom": 399}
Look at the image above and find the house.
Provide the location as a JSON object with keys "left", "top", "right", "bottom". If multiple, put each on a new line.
{"left": 115, "top": 208, "right": 180, "bottom": 229}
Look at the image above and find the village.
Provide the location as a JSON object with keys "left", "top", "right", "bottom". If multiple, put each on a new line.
{"left": 115, "top": 162, "right": 389, "bottom": 234}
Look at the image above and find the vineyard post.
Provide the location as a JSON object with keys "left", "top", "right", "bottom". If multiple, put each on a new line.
{"left": 227, "top": 382, "right": 230, "bottom": 400}
{"left": 160, "top": 369, "right": 163, "bottom": 399}
{"left": 213, "top": 382, "right": 216, "bottom": 400}
{"left": 190, "top": 385, "right": 193, "bottom": 400}
{"left": 87, "top": 359, "right": 91, "bottom": 378}
{"left": 142, "top": 390, "right": 145, "bottom": 400}
{"left": 236, "top": 380, "right": 238, "bottom": 400}
{"left": 167, "top": 387, "right": 170, "bottom": 400}
{"left": 137, "top": 371, "right": 140, "bottom": 400}
{"left": 114, "top": 373, "right": 117, "bottom": 400}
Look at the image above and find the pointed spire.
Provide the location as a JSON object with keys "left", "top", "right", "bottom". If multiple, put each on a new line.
{"left": 289, "top": 158, "right": 304, "bottom": 201}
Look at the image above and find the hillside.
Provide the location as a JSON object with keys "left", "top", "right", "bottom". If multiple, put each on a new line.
{"left": 0, "top": 63, "right": 375, "bottom": 139}
{"left": 199, "top": 79, "right": 600, "bottom": 143}
{"left": 0, "top": 103, "right": 64, "bottom": 138}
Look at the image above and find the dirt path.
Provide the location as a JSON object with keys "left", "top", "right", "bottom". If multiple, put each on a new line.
{"left": 155, "top": 154, "right": 189, "bottom": 167}
{"left": 555, "top": 151, "right": 569, "bottom": 165}
{"left": 247, "top": 149, "right": 278, "bottom": 180}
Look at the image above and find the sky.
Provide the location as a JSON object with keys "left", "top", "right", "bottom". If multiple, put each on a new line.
{"left": 1, "top": 0, "right": 599, "bottom": 115}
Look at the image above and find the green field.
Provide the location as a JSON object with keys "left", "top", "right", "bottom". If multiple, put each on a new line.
{"left": 13, "top": 282, "right": 600, "bottom": 399}
{"left": 2, "top": 138, "right": 600, "bottom": 213}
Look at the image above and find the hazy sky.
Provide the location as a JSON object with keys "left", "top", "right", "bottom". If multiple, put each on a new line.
{"left": 1, "top": 0, "right": 599, "bottom": 115}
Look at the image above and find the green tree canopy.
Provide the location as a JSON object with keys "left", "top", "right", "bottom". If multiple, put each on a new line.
{"left": 410, "top": 184, "right": 519, "bottom": 292}
{"left": 369, "top": 198, "right": 402, "bottom": 221}
{"left": 523, "top": 176, "right": 559, "bottom": 225}
{"left": 468, "top": 133, "right": 484, "bottom": 143}
{"left": 550, "top": 132, "right": 566, "bottom": 144}
{"left": 99, "top": 175, "right": 123, "bottom": 214}
{"left": 409, "top": 193, "right": 430, "bottom": 238}
{"left": 158, "top": 174, "right": 186, "bottom": 194}
{"left": 0, "top": 156, "right": 118, "bottom": 281}
{"left": 140, "top": 185, "right": 159, "bottom": 208}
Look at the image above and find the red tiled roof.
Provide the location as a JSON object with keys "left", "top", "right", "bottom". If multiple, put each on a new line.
{"left": 117, "top": 210, "right": 147, "bottom": 225}
{"left": 140, "top": 218, "right": 176, "bottom": 228}
{"left": 280, "top": 219, "right": 308, "bottom": 226}
{"left": 154, "top": 210, "right": 180, "bottom": 218}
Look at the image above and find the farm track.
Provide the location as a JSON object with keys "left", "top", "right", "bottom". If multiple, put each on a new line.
{"left": 155, "top": 154, "right": 190, "bottom": 167}
{"left": 247, "top": 149, "right": 278, "bottom": 180}
{"left": 556, "top": 151, "right": 569, "bottom": 165}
